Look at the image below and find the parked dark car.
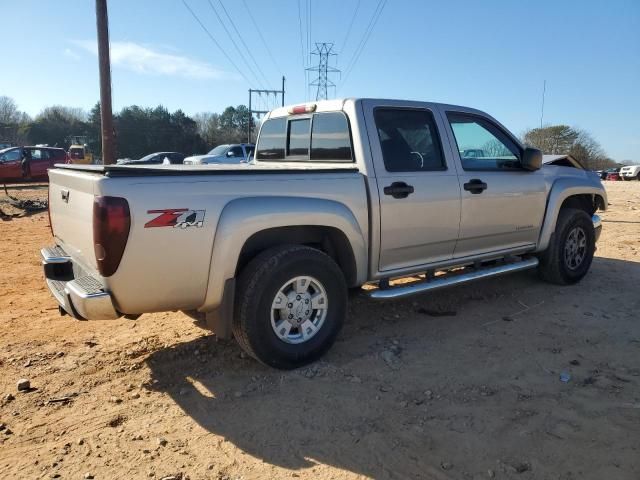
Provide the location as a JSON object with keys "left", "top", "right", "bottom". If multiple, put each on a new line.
{"left": 0, "top": 146, "right": 66, "bottom": 182}
{"left": 117, "top": 152, "right": 186, "bottom": 165}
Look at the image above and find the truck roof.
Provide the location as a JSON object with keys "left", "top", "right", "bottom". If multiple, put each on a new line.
{"left": 268, "top": 98, "right": 489, "bottom": 119}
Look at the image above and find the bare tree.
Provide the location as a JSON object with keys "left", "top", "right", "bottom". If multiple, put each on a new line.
{"left": 522, "top": 124, "right": 614, "bottom": 170}
{"left": 0, "top": 96, "right": 21, "bottom": 124}
{"left": 0, "top": 96, "right": 31, "bottom": 145}
{"left": 36, "top": 105, "right": 87, "bottom": 123}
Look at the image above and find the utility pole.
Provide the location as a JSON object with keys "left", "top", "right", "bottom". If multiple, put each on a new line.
{"left": 307, "top": 43, "right": 340, "bottom": 101}
{"left": 247, "top": 76, "right": 286, "bottom": 143}
{"left": 95, "top": 0, "right": 116, "bottom": 164}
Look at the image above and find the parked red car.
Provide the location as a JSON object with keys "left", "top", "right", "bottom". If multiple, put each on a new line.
{"left": 606, "top": 171, "right": 621, "bottom": 181}
{"left": 0, "top": 146, "right": 67, "bottom": 183}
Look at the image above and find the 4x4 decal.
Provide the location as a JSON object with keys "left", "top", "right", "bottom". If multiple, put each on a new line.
{"left": 145, "top": 209, "right": 205, "bottom": 229}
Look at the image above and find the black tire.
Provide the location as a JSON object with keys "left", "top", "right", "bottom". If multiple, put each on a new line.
{"left": 538, "top": 208, "right": 595, "bottom": 285}
{"left": 233, "top": 245, "right": 347, "bottom": 369}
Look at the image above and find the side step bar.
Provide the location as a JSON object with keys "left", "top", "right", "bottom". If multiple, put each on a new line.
{"left": 369, "top": 257, "right": 539, "bottom": 300}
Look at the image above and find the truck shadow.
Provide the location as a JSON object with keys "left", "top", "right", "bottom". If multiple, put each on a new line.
{"left": 144, "top": 256, "right": 640, "bottom": 478}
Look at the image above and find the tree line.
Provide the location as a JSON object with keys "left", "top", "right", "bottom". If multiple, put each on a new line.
{"left": 0, "top": 95, "right": 255, "bottom": 160}
{"left": 521, "top": 125, "right": 618, "bottom": 170}
{"left": 0, "top": 95, "right": 624, "bottom": 168}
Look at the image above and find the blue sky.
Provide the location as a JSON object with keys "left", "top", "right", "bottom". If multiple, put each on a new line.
{"left": 1, "top": 0, "right": 638, "bottom": 160}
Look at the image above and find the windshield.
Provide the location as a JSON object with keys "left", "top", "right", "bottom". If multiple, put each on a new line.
{"left": 69, "top": 147, "right": 84, "bottom": 159}
{"left": 207, "top": 145, "right": 229, "bottom": 156}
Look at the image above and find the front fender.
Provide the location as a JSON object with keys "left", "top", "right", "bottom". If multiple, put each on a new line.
{"left": 199, "top": 196, "right": 368, "bottom": 311}
{"left": 536, "top": 176, "right": 607, "bottom": 252}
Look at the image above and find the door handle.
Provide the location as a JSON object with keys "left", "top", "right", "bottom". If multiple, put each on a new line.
{"left": 463, "top": 179, "right": 487, "bottom": 194}
{"left": 383, "top": 182, "right": 414, "bottom": 199}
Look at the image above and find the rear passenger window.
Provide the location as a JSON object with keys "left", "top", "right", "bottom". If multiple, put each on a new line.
{"left": 374, "top": 108, "right": 446, "bottom": 172}
{"left": 311, "top": 113, "right": 352, "bottom": 161}
{"left": 255, "top": 117, "right": 286, "bottom": 160}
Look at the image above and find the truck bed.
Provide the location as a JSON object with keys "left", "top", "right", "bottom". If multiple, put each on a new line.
{"left": 54, "top": 163, "right": 360, "bottom": 177}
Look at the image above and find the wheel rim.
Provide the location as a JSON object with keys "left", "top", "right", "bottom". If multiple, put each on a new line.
{"left": 564, "top": 226, "right": 587, "bottom": 270}
{"left": 270, "top": 276, "right": 328, "bottom": 344}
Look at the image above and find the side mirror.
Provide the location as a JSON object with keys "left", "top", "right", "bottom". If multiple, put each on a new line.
{"left": 521, "top": 147, "right": 542, "bottom": 171}
{"left": 226, "top": 151, "right": 234, "bottom": 157}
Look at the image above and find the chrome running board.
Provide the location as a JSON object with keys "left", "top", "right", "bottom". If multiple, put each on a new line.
{"left": 369, "top": 257, "right": 539, "bottom": 300}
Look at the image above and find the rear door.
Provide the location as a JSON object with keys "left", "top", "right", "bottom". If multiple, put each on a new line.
{"left": 442, "top": 111, "right": 546, "bottom": 258}
{"left": 28, "top": 148, "right": 49, "bottom": 178}
{"left": 363, "top": 100, "right": 462, "bottom": 272}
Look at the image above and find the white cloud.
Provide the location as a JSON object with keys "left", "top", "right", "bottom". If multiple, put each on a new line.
{"left": 71, "top": 40, "right": 228, "bottom": 80}
{"left": 64, "top": 48, "right": 81, "bottom": 60}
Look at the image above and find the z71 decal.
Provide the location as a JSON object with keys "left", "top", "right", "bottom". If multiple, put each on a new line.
{"left": 145, "top": 209, "right": 205, "bottom": 229}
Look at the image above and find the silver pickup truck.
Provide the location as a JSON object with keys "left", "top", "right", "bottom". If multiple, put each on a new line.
{"left": 42, "top": 98, "right": 606, "bottom": 369}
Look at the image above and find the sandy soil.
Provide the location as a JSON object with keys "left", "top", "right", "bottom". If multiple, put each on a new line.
{"left": 1, "top": 181, "right": 639, "bottom": 480}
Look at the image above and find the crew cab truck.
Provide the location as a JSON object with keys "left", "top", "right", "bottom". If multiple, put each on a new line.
{"left": 42, "top": 99, "right": 607, "bottom": 369}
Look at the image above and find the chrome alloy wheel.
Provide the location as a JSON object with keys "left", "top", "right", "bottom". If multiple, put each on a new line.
{"left": 270, "top": 276, "right": 328, "bottom": 344}
{"left": 564, "top": 226, "right": 587, "bottom": 270}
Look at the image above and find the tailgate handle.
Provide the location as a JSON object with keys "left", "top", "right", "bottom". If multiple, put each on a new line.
{"left": 61, "top": 189, "right": 70, "bottom": 203}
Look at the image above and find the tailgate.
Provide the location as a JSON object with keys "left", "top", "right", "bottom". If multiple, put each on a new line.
{"left": 48, "top": 168, "right": 101, "bottom": 272}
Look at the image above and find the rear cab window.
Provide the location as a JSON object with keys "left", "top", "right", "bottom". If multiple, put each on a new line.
{"left": 256, "top": 112, "right": 353, "bottom": 162}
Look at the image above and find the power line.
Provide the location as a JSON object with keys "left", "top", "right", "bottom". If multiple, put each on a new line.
{"left": 340, "top": 0, "right": 361, "bottom": 57}
{"left": 241, "top": 0, "right": 282, "bottom": 75}
{"left": 298, "top": 0, "right": 308, "bottom": 99}
{"left": 307, "top": 0, "right": 311, "bottom": 65}
{"left": 340, "top": 0, "right": 386, "bottom": 91}
{"left": 206, "top": 0, "right": 265, "bottom": 88}
{"left": 341, "top": 0, "right": 385, "bottom": 82}
{"left": 297, "top": 0, "right": 306, "bottom": 69}
{"left": 181, "top": 0, "right": 253, "bottom": 86}
{"left": 218, "top": 0, "right": 271, "bottom": 88}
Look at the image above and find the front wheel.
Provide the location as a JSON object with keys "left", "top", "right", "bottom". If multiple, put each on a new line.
{"left": 233, "top": 245, "right": 347, "bottom": 369}
{"left": 538, "top": 208, "right": 596, "bottom": 285}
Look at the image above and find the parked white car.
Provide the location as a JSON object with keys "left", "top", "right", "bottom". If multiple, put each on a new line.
{"left": 183, "top": 144, "right": 255, "bottom": 165}
{"left": 619, "top": 164, "right": 640, "bottom": 180}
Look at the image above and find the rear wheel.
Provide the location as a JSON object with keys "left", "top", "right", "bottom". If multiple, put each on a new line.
{"left": 233, "top": 245, "right": 347, "bottom": 369}
{"left": 538, "top": 208, "right": 595, "bottom": 285}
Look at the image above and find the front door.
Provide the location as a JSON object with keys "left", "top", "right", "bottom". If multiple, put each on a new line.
{"left": 364, "top": 101, "right": 462, "bottom": 272}
{"left": 443, "top": 111, "right": 546, "bottom": 258}
{"left": 0, "top": 148, "right": 23, "bottom": 180}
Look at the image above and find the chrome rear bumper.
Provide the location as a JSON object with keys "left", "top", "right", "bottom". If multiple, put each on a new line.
{"left": 41, "top": 246, "right": 120, "bottom": 320}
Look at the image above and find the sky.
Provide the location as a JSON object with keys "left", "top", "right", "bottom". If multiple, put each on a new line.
{"left": 1, "top": 0, "right": 638, "bottom": 160}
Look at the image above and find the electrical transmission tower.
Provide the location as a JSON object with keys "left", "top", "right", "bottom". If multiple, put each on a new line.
{"left": 306, "top": 43, "right": 340, "bottom": 100}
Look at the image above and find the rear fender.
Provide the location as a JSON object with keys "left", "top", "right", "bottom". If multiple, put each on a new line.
{"left": 200, "top": 196, "right": 367, "bottom": 312}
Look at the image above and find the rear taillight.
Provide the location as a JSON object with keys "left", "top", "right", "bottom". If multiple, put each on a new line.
{"left": 93, "top": 196, "right": 130, "bottom": 277}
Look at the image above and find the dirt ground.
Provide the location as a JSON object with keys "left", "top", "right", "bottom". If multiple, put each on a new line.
{"left": 1, "top": 181, "right": 639, "bottom": 480}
